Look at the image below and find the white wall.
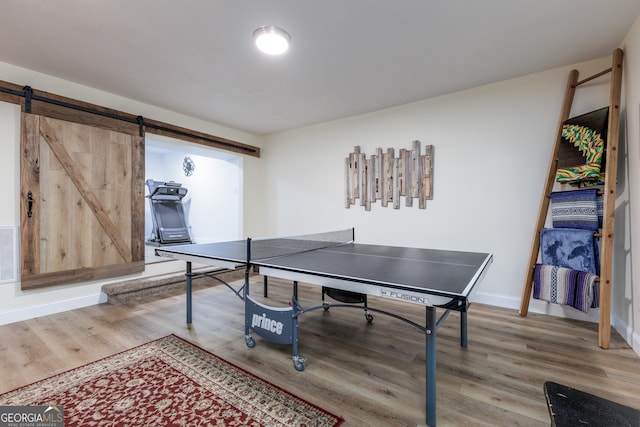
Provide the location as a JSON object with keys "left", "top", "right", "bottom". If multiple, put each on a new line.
{"left": 0, "top": 61, "right": 262, "bottom": 325}
{"left": 0, "top": 101, "right": 20, "bottom": 226}
{"left": 0, "top": 102, "right": 20, "bottom": 287}
{"left": 145, "top": 136, "right": 242, "bottom": 244}
{"left": 621, "top": 13, "right": 640, "bottom": 354}
{"left": 258, "top": 57, "right": 616, "bottom": 328}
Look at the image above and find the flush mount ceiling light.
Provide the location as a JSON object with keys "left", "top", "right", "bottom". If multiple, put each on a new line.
{"left": 253, "top": 26, "right": 291, "bottom": 55}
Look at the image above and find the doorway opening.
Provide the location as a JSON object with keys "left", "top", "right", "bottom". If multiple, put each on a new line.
{"left": 145, "top": 134, "right": 243, "bottom": 263}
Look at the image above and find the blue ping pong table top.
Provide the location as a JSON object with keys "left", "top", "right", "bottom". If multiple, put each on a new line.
{"left": 156, "top": 240, "right": 493, "bottom": 297}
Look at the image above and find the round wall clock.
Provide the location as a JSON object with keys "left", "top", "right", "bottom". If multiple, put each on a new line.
{"left": 183, "top": 156, "right": 195, "bottom": 176}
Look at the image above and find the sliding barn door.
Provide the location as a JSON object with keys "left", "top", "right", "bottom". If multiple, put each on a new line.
{"left": 20, "top": 113, "right": 145, "bottom": 289}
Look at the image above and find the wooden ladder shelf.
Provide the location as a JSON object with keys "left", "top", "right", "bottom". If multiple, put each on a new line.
{"left": 519, "top": 48, "right": 623, "bottom": 349}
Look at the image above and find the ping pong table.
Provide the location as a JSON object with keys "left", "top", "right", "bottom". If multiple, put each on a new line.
{"left": 156, "top": 228, "right": 492, "bottom": 427}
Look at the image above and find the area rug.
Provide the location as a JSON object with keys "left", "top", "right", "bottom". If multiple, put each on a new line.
{"left": 0, "top": 335, "right": 344, "bottom": 427}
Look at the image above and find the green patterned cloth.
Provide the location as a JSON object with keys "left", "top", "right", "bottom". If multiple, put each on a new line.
{"left": 556, "top": 124, "right": 605, "bottom": 183}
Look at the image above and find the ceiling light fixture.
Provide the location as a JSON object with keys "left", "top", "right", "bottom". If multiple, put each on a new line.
{"left": 253, "top": 26, "right": 291, "bottom": 55}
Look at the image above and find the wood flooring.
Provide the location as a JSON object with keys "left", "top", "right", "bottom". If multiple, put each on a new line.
{"left": 1, "top": 276, "right": 639, "bottom": 427}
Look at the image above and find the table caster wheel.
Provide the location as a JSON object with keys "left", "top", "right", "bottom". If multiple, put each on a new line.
{"left": 245, "top": 335, "right": 256, "bottom": 348}
{"left": 293, "top": 356, "right": 306, "bottom": 372}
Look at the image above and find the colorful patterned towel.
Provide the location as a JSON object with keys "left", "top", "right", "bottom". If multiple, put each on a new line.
{"left": 555, "top": 123, "right": 604, "bottom": 183}
{"left": 540, "top": 228, "right": 598, "bottom": 274}
{"left": 533, "top": 264, "right": 600, "bottom": 312}
{"left": 555, "top": 107, "right": 608, "bottom": 184}
{"left": 550, "top": 189, "right": 599, "bottom": 231}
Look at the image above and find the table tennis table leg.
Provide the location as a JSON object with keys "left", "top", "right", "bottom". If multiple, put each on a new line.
{"left": 186, "top": 261, "right": 193, "bottom": 325}
{"left": 461, "top": 310, "right": 468, "bottom": 348}
{"left": 425, "top": 306, "right": 437, "bottom": 427}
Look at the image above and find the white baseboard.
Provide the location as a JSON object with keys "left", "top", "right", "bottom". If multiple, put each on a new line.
{"left": 0, "top": 292, "right": 107, "bottom": 326}
{"left": 474, "top": 291, "right": 600, "bottom": 322}
{"left": 612, "top": 311, "right": 640, "bottom": 355}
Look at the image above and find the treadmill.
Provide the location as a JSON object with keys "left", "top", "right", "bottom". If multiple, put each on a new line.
{"left": 146, "top": 179, "right": 194, "bottom": 246}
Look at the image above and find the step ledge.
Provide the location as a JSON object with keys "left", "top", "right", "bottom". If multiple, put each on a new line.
{"left": 102, "top": 267, "right": 246, "bottom": 304}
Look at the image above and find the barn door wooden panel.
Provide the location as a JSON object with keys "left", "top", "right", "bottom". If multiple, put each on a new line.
{"left": 20, "top": 113, "right": 145, "bottom": 290}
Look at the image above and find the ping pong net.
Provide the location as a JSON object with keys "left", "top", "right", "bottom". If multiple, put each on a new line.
{"left": 247, "top": 228, "right": 354, "bottom": 262}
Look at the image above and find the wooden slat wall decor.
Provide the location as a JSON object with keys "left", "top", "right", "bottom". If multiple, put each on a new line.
{"left": 345, "top": 141, "right": 434, "bottom": 210}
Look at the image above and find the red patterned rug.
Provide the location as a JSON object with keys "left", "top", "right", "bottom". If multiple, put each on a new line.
{"left": 0, "top": 335, "right": 344, "bottom": 426}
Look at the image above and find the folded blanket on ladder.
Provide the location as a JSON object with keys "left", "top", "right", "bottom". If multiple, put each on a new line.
{"left": 533, "top": 264, "right": 577, "bottom": 306}
{"left": 540, "top": 228, "right": 599, "bottom": 275}
{"left": 575, "top": 270, "right": 600, "bottom": 312}
{"left": 597, "top": 193, "right": 604, "bottom": 227}
{"left": 534, "top": 264, "right": 599, "bottom": 312}
{"left": 550, "top": 189, "right": 599, "bottom": 231}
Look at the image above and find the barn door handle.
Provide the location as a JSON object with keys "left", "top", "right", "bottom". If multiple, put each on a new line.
{"left": 27, "top": 191, "right": 34, "bottom": 218}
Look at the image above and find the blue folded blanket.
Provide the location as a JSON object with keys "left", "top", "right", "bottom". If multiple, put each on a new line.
{"left": 597, "top": 193, "right": 604, "bottom": 227}
{"left": 540, "top": 228, "right": 599, "bottom": 274}
{"left": 550, "top": 189, "right": 599, "bottom": 231}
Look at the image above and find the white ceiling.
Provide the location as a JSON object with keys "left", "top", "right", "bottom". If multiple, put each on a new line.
{"left": 1, "top": 1, "right": 639, "bottom": 136}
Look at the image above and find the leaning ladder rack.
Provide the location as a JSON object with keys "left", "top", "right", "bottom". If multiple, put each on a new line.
{"left": 519, "top": 49, "right": 623, "bottom": 349}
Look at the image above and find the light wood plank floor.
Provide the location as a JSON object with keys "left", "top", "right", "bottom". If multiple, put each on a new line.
{"left": 1, "top": 277, "right": 639, "bottom": 427}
